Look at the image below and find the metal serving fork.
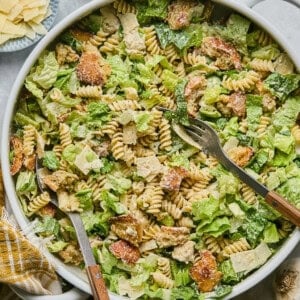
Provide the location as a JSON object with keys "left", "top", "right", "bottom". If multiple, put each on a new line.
{"left": 158, "top": 107, "right": 300, "bottom": 227}
{"left": 36, "top": 159, "right": 110, "bottom": 300}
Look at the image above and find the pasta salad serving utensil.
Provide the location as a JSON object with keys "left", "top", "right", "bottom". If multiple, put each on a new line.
{"left": 158, "top": 107, "right": 300, "bottom": 227}
{"left": 35, "top": 159, "right": 110, "bottom": 300}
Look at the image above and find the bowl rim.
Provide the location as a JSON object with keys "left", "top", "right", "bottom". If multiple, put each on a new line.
{"left": 1, "top": 0, "right": 300, "bottom": 299}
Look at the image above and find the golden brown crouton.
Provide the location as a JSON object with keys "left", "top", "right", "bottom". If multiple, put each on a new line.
{"left": 76, "top": 47, "right": 111, "bottom": 86}
{"left": 109, "top": 240, "right": 140, "bottom": 264}
{"left": 156, "top": 226, "right": 189, "bottom": 248}
{"left": 70, "top": 28, "right": 93, "bottom": 42}
{"left": 226, "top": 92, "right": 246, "bottom": 118}
{"left": 167, "top": 0, "right": 198, "bottom": 30}
{"left": 110, "top": 214, "right": 143, "bottom": 247}
{"left": 190, "top": 250, "right": 222, "bottom": 292}
{"left": 10, "top": 136, "right": 23, "bottom": 176}
{"left": 56, "top": 43, "right": 79, "bottom": 65}
{"left": 227, "top": 146, "right": 254, "bottom": 167}
{"left": 160, "top": 167, "right": 188, "bottom": 191}
{"left": 200, "top": 37, "right": 242, "bottom": 70}
{"left": 43, "top": 171, "right": 78, "bottom": 192}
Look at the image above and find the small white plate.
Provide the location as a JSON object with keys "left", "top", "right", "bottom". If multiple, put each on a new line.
{"left": 0, "top": 0, "right": 59, "bottom": 53}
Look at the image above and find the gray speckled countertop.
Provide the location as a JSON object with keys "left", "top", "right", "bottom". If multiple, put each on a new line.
{"left": 0, "top": 0, "right": 299, "bottom": 299}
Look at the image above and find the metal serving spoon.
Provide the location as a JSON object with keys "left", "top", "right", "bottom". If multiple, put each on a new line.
{"left": 36, "top": 159, "right": 109, "bottom": 300}
{"left": 158, "top": 107, "right": 300, "bottom": 227}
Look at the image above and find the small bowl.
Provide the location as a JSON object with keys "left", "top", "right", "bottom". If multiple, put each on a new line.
{"left": 0, "top": 0, "right": 59, "bottom": 53}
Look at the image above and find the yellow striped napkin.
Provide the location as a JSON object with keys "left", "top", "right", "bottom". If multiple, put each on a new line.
{"left": 0, "top": 169, "right": 62, "bottom": 296}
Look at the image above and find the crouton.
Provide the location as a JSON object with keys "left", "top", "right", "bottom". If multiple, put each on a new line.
{"left": 23, "top": 154, "right": 36, "bottom": 171}
{"left": 109, "top": 240, "right": 140, "bottom": 264}
{"left": 110, "top": 214, "right": 143, "bottom": 247}
{"left": 226, "top": 92, "right": 246, "bottom": 118}
{"left": 167, "top": 0, "right": 198, "bottom": 30}
{"left": 76, "top": 47, "right": 111, "bottom": 86}
{"left": 190, "top": 250, "right": 222, "bottom": 292}
{"left": 10, "top": 136, "right": 23, "bottom": 175}
{"left": 200, "top": 37, "right": 242, "bottom": 70}
{"left": 58, "top": 244, "right": 83, "bottom": 266}
{"left": 227, "top": 146, "right": 253, "bottom": 167}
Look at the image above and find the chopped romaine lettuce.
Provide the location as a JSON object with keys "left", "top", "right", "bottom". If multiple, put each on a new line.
{"left": 264, "top": 73, "right": 300, "bottom": 101}
{"left": 81, "top": 211, "right": 112, "bottom": 236}
{"left": 170, "top": 287, "right": 196, "bottom": 300}
{"left": 101, "top": 190, "right": 126, "bottom": 214}
{"left": 43, "top": 151, "right": 60, "bottom": 171}
{"left": 192, "top": 197, "right": 220, "bottom": 221}
{"left": 274, "top": 133, "right": 294, "bottom": 154}
{"left": 16, "top": 171, "right": 37, "bottom": 195}
{"left": 47, "top": 240, "right": 68, "bottom": 253}
{"left": 219, "top": 260, "right": 242, "bottom": 284}
{"left": 105, "top": 174, "right": 132, "bottom": 195}
{"left": 34, "top": 216, "right": 60, "bottom": 237}
{"left": 263, "top": 223, "right": 279, "bottom": 243}
{"left": 76, "top": 189, "right": 93, "bottom": 210}
{"left": 161, "top": 69, "right": 180, "bottom": 92}
{"left": 246, "top": 95, "right": 263, "bottom": 135}
{"left": 87, "top": 102, "right": 111, "bottom": 128}
{"left": 277, "top": 177, "right": 300, "bottom": 208}
{"left": 97, "top": 246, "right": 118, "bottom": 274}
{"left": 133, "top": 112, "right": 152, "bottom": 132}
{"left": 251, "top": 44, "right": 280, "bottom": 60}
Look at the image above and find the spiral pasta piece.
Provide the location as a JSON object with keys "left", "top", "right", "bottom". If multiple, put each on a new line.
{"left": 257, "top": 116, "right": 271, "bottom": 138}
{"left": 255, "top": 30, "right": 273, "bottom": 46}
{"left": 159, "top": 118, "right": 172, "bottom": 151}
{"left": 142, "top": 222, "right": 160, "bottom": 241}
{"left": 59, "top": 123, "right": 72, "bottom": 149}
{"left": 76, "top": 85, "right": 102, "bottom": 98}
{"left": 175, "top": 61, "right": 186, "bottom": 78}
{"left": 162, "top": 200, "right": 182, "bottom": 220}
{"left": 241, "top": 183, "right": 257, "bottom": 206}
{"left": 164, "top": 44, "right": 180, "bottom": 64}
{"left": 113, "top": 0, "right": 136, "bottom": 14}
{"left": 89, "top": 30, "right": 109, "bottom": 47}
{"left": 177, "top": 216, "right": 194, "bottom": 228}
{"left": 144, "top": 26, "right": 162, "bottom": 55}
{"left": 27, "top": 192, "right": 51, "bottom": 216}
{"left": 292, "top": 125, "right": 300, "bottom": 144}
{"left": 152, "top": 272, "right": 174, "bottom": 289}
{"left": 183, "top": 51, "right": 206, "bottom": 65}
{"left": 109, "top": 100, "right": 141, "bottom": 111}
{"left": 249, "top": 58, "right": 274, "bottom": 72}
{"left": 87, "top": 175, "right": 106, "bottom": 202}
{"left": 111, "top": 132, "right": 125, "bottom": 160}
{"left": 221, "top": 238, "right": 251, "bottom": 258}
{"left": 99, "top": 32, "right": 120, "bottom": 54}
{"left": 101, "top": 120, "right": 120, "bottom": 136}
{"left": 23, "top": 125, "right": 36, "bottom": 157}
{"left": 222, "top": 71, "right": 260, "bottom": 92}
{"left": 157, "top": 257, "right": 172, "bottom": 278}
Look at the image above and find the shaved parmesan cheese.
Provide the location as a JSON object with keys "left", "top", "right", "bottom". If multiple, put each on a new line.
{"left": 74, "top": 145, "right": 103, "bottom": 175}
{"left": 0, "top": 0, "right": 51, "bottom": 45}
{"left": 136, "top": 156, "right": 163, "bottom": 179}
{"left": 230, "top": 242, "right": 272, "bottom": 273}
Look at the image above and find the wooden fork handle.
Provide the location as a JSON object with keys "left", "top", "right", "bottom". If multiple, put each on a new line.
{"left": 266, "top": 191, "right": 300, "bottom": 227}
{"left": 86, "top": 265, "right": 110, "bottom": 300}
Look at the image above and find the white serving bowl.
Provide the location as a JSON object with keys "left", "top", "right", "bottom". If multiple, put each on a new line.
{"left": 1, "top": 0, "right": 300, "bottom": 299}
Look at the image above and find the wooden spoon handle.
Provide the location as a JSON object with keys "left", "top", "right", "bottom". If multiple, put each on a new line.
{"left": 266, "top": 191, "right": 300, "bottom": 227}
{"left": 86, "top": 265, "right": 110, "bottom": 300}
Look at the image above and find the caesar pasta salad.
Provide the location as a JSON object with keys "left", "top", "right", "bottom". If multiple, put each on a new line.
{"left": 9, "top": 0, "right": 300, "bottom": 299}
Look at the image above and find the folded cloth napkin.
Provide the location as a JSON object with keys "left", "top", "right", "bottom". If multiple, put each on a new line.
{"left": 0, "top": 168, "right": 62, "bottom": 296}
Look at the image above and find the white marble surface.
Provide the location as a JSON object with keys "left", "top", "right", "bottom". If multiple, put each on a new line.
{"left": 0, "top": 0, "right": 299, "bottom": 299}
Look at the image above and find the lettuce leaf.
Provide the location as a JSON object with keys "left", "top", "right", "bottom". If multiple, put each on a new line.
{"left": 155, "top": 23, "right": 202, "bottom": 51}
{"left": 171, "top": 262, "right": 191, "bottom": 287}
{"left": 47, "top": 240, "right": 68, "bottom": 253}
{"left": 164, "top": 80, "right": 189, "bottom": 125}
{"left": 34, "top": 216, "right": 60, "bottom": 237}
{"left": 101, "top": 190, "right": 126, "bottom": 214}
{"left": 16, "top": 171, "right": 37, "bottom": 195}
{"left": 221, "top": 117, "right": 239, "bottom": 140}
{"left": 134, "top": 112, "right": 152, "bottom": 132}
{"left": 87, "top": 102, "right": 111, "bottom": 128}
{"left": 43, "top": 151, "right": 60, "bottom": 171}
{"left": 277, "top": 177, "right": 300, "bottom": 208}
{"left": 97, "top": 246, "right": 118, "bottom": 274}
{"left": 264, "top": 73, "right": 300, "bottom": 101}
{"left": 200, "top": 216, "right": 231, "bottom": 237}
{"left": 161, "top": 69, "right": 180, "bottom": 92}
{"left": 263, "top": 223, "right": 279, "bottom": 243}
{"left": 246, "top": 95, "right": 263, "bottom": 135}
{"left": 192, "top": 197, "right": 219, "bottom": 221}
{"left": 76, "top": 189, "right": 93, "bottom": 210}
{"left": 105, "top": 174, "right": 132, "bottom": 195}
{"left": 272, "top": 97, "right": 300, "bottom": 131}
{"left": 81, "top": 211, "right": 112, "bottom": 236}
{"left": 170, "top": 287, "right": 196, "bottom": 300}
{"left": 222, "top": 14, "right": 250, "bottom": 55}
{"left": 31, "top": 51, "right": 59, "bottom": 90}
{"left": 134, "top": 0, "right": 170, "bottom": 25}
{"left": 219, "top": 260, "right": 242, "bottom": 284}
{"left": 274, "top": 133, "right": 294, "bottom": 154}
{"left": 251, "top": 44, "right": 280, "bottom": 60}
